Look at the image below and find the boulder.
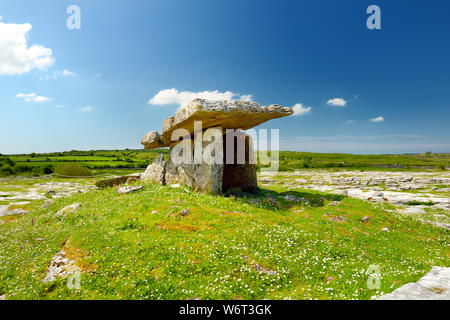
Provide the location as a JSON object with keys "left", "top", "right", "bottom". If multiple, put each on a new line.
{"left": 116, "top": 186, "right": 143, "bottom": 194}
{"left": 141, "top": 131, "right": 165, "bottom": 149}
{"left": 95, "top": 173, "right": 141, "bottom": 189}
{"left": 283, "top": 195, "right": 308, "bottom": 203}
{"left": 43, "top": 250, "right": 82, "bottom": 283}
{"left": 378, "top": 267, "right": 450, "bottom": 300}
{"left": 54, "top": 203, "right": 82, "bottom": 218}
{"left": 140, "top": 154, "right": 166, "bottom": 184}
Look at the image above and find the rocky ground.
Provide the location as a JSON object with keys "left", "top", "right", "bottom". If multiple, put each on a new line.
{"left": 378, "top": 266, "right": 450, "bottom": 300}
{"left": 0, "top": 175, "right": 96, "bottom": 219}
{"left": 2, "top": 170, "right": 449, "bottom": 227}
{"left": 259, "top": 170, "right": 450, "bottom": 230}
{"left": 0, "top": 169, "right": 448, "bottom": 300}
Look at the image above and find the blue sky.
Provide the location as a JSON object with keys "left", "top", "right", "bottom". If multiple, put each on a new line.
{"left": 1, "top": 0, "right": 449, "bottom": 154}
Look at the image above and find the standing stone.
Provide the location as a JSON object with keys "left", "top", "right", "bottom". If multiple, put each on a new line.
{"left": 165, "top": 139, "right": 224, "bottom": 194}
{"left": 222, "top": 131, "right": 257, "bottom": 193}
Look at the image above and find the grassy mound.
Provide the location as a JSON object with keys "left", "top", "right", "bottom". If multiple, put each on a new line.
{"left": 0, "top": 182, "right": 448, "bottom": 300}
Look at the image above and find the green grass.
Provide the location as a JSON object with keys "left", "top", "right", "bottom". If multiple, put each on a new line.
{"left": 0, "top": 181, "right": 448, "bottom": 300}
{"left": 405, "top": 200, "right": 435, "bottom": 206}
{"left": 271, "top": 151, "right": 450, "bottom": 171}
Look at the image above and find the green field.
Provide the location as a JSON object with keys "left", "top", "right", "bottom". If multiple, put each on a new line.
{"left": 275, "top": 151, "right": 450, "bottom": 171}
{"left": 0, "top": 149, "right": 169, "bottom": 176}
{"left": 1, "top": 149, "right": 449, "bottom": 177}
{"left": 1, "top": 180, "right": 448, "bottom": 300}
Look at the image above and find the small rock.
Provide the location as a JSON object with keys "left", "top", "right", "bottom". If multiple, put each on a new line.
{"left": 151, "top": 210, "right": 158, "bottom": 214}
{"left": 116, "top": 186, "right": 143, "bottom": 194}
{"left": 41, "top": 200, "right": 53, "bottom": 208}
{"left": 283, "top": 195, "right": 301, "bottom": 202}
{"left": 43, "top": 250, "right": 82, "bottom": 283}
{"left": 54, "top": 203, "right": 82, "bottom": 218}
{"left": 381, "top": 227, "right": 390, "bottom": 232}
{"left": 329, "top": 201, "right": 340, "bottom": 206}
{"left": 328, "top": 216, "right": 347, "bottom": 222}
{"left": 360, "top": 216, "right": 371, "bottom": 223}
{"left": 343, "top": 190, "right": 349, "bottom": 196}
{"left": 126, "top": 176, "right": 140, "bottom": 184}
{"left": 180, "top": 209, "right": 190, "bottom": 217}
{"left": 267, "top": 197, "right": 281, "bottom": 209}
{"left": 0, "top": 294, "right": 5, "bottom": 300}
{"left": 169, "top": 183, "right": 181, "bottom": 188}
{"left": 252, "top": 262, "right": 278, "bottom": 276}
{"left": 253, "top": 263, "right": 262, "bottom": 271}
{"left": 283, "top": 195, "right": 310, "bottom": 204}
{"left": 47, "top": 190, "right": 56, "bottom": 196}
{"left": 95, "top": 173, "right": 141, "bottom": 189}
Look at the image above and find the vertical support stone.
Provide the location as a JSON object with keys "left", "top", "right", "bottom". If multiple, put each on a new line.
{"left": 165, "top": 137, "right": 224, "bottom": 194}
{"left": 222, "top": 131, "right": 258, "bottom": 193}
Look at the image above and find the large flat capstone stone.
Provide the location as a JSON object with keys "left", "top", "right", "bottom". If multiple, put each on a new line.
{"left": 141, "top": 99, "right": 293, "bottom": 149}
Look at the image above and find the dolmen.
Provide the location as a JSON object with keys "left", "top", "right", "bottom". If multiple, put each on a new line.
{"left": 140, "top": 98, "right": 293, "bottom": 193}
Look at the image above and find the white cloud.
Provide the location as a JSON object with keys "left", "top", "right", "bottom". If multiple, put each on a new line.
{"left": 79, "top": 105, "right": 93, "bottom": 112}
{"left": 370, "top": 116, "right": 384, "bottom": 123}
{"left": 327, "top": 98, "right": 347, "bottom": 107}
{"left": 16, "top": 92, "right": 50, "bottom": 103}
{"left": 0, "top": 16, "right": 3, "bottom": 21}
{"left": 239, "top": 94, "right": 253, "bottom": 101}
{"left": 40, "top": 69, "right": 76, "bottom": 80}
{"left": 347, "top": 120, "right": 358, "bottom": 124}
{"left": 148, "top": 88, "right": 253, "bottom": 107}
{"left": 291, "top": 103, "right": 312, "bottom": 116}
{"left": 61, "top": 69, "right": 75, "bottom": 77}
{"left": 0, "top": 21, "right": 54, "bottom": 75}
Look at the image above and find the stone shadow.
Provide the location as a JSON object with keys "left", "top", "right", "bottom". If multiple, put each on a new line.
{"left": 225, "top": 187, "right": 346, "bottom": 211}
